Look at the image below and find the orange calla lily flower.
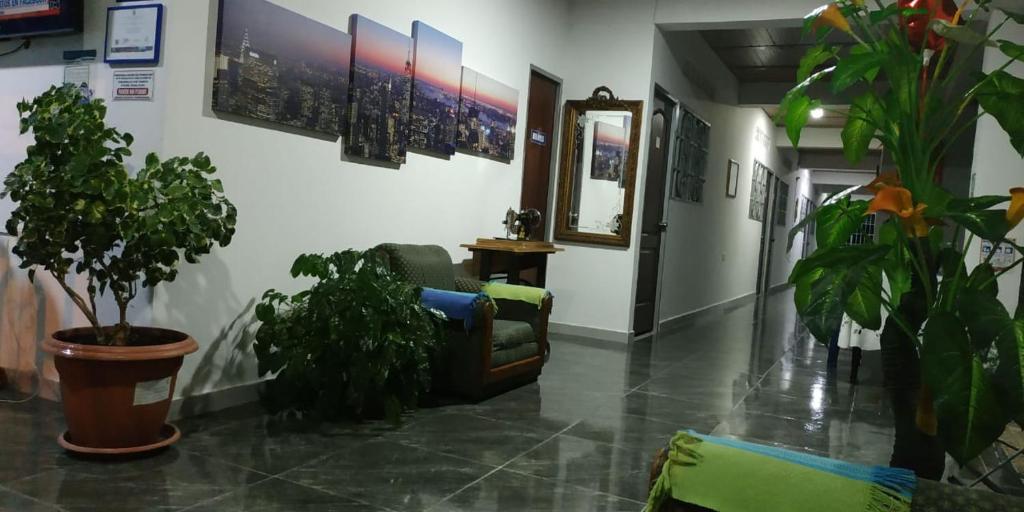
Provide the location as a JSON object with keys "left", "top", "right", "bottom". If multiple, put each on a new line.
{"left": 812, "top": 4, "right": 853, "bottom": 34}
{"left": 867, "top": 186, "right": 930, "bottom": 237}
{"left": 1008, "top": 187, "right": 1024, "bottom": 229}
{"left": 866, "top": 172, "right": 902, "bottom": 193}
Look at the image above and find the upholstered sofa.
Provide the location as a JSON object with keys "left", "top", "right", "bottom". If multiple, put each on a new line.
{"left": 373, "top": 243, "right": 552, "bottom": 400}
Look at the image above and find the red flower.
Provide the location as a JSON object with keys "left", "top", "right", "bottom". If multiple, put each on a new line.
{"left": 899, "top": 0, "right": 959, "bottom": 51}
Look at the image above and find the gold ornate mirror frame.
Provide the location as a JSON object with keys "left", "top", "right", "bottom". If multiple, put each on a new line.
{"left": 554, "top": 86, "right": 643, "bottom": 247}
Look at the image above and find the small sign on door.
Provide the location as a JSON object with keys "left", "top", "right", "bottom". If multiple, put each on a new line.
{"left": 530, "top": 129, "right": 547, "bottom": 146}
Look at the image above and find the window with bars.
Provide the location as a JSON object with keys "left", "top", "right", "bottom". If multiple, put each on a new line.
{"left": 848, "top": 214, "right": 877, "bottom": 245}
{"left": 670, "top": 109, "right": 710, "bottom": 203}
{"left": 748, "top": 160, "right": 769, "bottom": 221}
{"left": 775, "top": 182, "right": 790, "bottom": 226}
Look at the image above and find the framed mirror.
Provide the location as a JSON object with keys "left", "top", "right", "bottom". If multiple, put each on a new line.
{"left": 554, "top": 87, "right": 643, "bottom": 247}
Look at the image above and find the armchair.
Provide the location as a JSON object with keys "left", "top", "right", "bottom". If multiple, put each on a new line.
{"left": 373, "top": 244, "right": 552, "bottom": 400}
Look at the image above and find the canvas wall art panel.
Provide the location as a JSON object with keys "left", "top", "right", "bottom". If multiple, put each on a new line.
{"left": 456, "top": 67, "right": 518, "bottom": 161}
{"left": 346, "top": 14, "right": 413, "bottom": 164}
{"left": 590, "top": 121, "right": 627, "bottom": 182}
{"left": 213, "top": 0, "right": 350, "bottom": 137}
{"left": 409, "top": 21, "right": 462, "bottom": 156}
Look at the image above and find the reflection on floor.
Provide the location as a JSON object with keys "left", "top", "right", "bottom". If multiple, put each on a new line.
{"left": 0, "top": 290, "right": 898, "bottom": 511}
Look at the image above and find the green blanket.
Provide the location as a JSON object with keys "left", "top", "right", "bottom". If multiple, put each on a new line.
{"left": 648, "top": 432, "right": 915, "bottom": 512}
{"left": 481, "top": 282, "right": 549, "bottom": 308}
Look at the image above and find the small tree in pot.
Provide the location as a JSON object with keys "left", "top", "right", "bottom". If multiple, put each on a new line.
{"left": 4, "top": 84, "right": 236, "bottom": 453}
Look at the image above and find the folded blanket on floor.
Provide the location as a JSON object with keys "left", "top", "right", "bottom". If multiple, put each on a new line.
{"left": 647, "top": 431, "right": 916, "bottom": 512}
{"left": 420, "top": 288, "right": 486, "bottom": 330}
{"left": 481, "top": 282, "right": 550, "bottom": 309}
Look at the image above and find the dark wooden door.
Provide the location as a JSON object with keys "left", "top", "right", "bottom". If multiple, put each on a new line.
{"left": 755, "top": 170, "right": 778, "bottom": 296}
{"left": 521, "top": 71, "right": 559, "bottom": 240}
{"left": 633, "top": 92, "right": 673, "bottom": 336}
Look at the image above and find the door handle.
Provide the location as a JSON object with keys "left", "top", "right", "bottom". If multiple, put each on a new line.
{"left": 657, "top": 222, "right": 669, "bottom": 232}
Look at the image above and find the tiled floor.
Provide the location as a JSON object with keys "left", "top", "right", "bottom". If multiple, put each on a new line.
{"left": 0, "top": 291, "right": 898, "bottom": 511}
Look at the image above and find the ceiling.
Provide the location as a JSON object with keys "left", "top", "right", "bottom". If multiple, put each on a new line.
{"left": 699, "top": 27, "right": 855, "bottom": 84}
{"left": 698, "top": 27, "right": 855, "bottom": 128}
{"left": 762, "top": 105, "right": 848, "bottom": 128}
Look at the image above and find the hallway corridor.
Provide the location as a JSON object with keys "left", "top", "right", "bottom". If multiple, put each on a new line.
{"left": 0, "top": 290, "right": 894, "bottom": 511}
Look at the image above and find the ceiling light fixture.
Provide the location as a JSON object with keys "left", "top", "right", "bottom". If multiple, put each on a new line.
{"left": 810, "top": 107, "right": 825, "bottom": 120}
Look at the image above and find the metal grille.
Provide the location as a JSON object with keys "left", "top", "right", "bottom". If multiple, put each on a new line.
{"left": 671, "top": 109, "right": 710, "bottom": 203}
{"left": 748, "top": 160, "right": 769, "bottom": 221}
{"left": 848, "top": 214, "right": 876, "bottom": 245}
{"left": 775, "top": 182, "right": 789, "bottom": 226}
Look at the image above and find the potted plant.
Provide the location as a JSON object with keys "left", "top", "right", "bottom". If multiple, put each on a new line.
{"left": 3, "top": 84, "right": 236, "bottom": 453}
{"left": 253, "top": 250, "right": 444, "bottom": 422}
{"left": 782, "top": 1, "right": 1024, "bottom": 478}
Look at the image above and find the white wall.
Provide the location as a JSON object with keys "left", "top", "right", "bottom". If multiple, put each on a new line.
{"left": 544, "top": 0, "right": 658, "bottom": 339}
{"left": 0, "top": 1, "right": 163, "bottom": 394}
{"left": 965, "top": 12, "right": 1024, "bottom": 312}
{"left": 651, "top": 29, "right": 798, "bottom": 324}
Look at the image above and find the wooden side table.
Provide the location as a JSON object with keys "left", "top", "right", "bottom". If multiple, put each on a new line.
{"left": 461, "top": 239, "right": 563, "bottom": 287}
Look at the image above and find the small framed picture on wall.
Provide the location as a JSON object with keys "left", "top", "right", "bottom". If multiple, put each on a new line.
{"left": 725, "top": 159, "right": 740, "bottom": 198}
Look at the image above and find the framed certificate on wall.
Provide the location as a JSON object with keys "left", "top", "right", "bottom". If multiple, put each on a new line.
{"left": 104, "top": 4, "right": 163, "bottom": 65}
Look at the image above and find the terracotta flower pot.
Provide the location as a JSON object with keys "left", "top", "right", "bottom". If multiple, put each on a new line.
{"left": 42, "top": 326, "right": 198, "bottom": 455}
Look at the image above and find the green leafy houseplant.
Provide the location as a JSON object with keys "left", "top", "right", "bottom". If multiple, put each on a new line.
{"left": 781, "top": 0, "right": 1024, "bottom": 477}
{"left": 253, "top": 250, "right": 445, "bottom": 422}
{"left": 3, "top": 84, "right": 237, "bottom": 346}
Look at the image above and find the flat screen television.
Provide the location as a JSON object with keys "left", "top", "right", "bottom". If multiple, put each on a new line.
{"left": 0, "top": 0, "right": 83, "bottom": 40}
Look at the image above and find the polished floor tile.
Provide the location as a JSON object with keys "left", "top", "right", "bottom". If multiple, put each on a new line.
{"left": 0, "top": 290, "right": 916, "bottom": 510}
{"left": 433, "top": 469, "right": 642, "bottom": 512}
{"left": 280, "top": 439, "right": 493, "bottom": 511}
{"left": 183, "top": 477, "right": 384, "bottom": 512}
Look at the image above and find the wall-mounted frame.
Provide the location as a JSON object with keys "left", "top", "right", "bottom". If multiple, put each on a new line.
{"left": 725, "top": 159, "right": 739, "bottom": 198}
{"left": 104, "top": 4, "right": 163, "bottom": 65}
{"left": 554, "top": 86, "right": 643, "bottom": 247}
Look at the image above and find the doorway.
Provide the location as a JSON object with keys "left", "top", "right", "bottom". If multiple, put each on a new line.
{"left": 633, "top": 88, "right": 675, "bottom": 337}
{"left": 520, "top": 69, "right": 560, "bottom": 240}
{"left": 754, "top": 162, "right": 779, "bottom": 296}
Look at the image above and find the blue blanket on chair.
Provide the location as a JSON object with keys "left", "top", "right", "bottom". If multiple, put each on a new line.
{"left": 421, "top": 288, "right": 486, "bottom": 330}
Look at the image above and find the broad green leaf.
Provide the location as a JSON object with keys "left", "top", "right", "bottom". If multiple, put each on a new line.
{"left": 842, "top": 93, "right": 881, "bottom": 163}
{"left": 797, "top": 44, "right": 838, "bottom": 83}
{"left": 816, "top": 198, "right": 870, "bottom": 249}
{"left": 948, "top": 209, "right": 1011, "bottom": 242}
{"left": 975, "top": 71, "right": 1024, "bottom": 157}
{"left": 922, "top": 313, "right": 1010, "bottom": 465}
{"left": 999, "top": 40, "right": 1024, "bottom": 63}
{"left": 994, "top": 319, "right": 1024, "bottom": 419}
{"left": 947, "top": 195, "right": 1010, "bottom": 213}
{"left": 787, "top": 185, "right": 863, "bottom": 251}
{"left": 958, "top": 287, "right": 1012, "bottom": 353}
{"left": 930, "top": 20, "right": 996, "bottom": 47}
{"left": 880, "top": 222, "right": 912, "bottom": 307}
{"left": 996, "top": 7, "right": 1024, "bottom": 24}
{"left": 776, "top": 67, "right": 834, "bottom": 147}
{"left": 832, "top": 50, "right": 886, "bottom": 93}
{"left": 965, "top": 263, "right": 999, "bottom": 297}
{"left": 786, "top": 95, "right": 820, "bottom": 148}
{"left": 791, "top": 244, "right": 891, "bottom": 342}
{"left": 846, "top": 263, "right": 883, "bottom": 330}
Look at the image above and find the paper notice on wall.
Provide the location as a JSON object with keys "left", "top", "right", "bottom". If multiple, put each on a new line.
{"left": 112, "top": 70, "right": 155, "bottom": 101}
{"left": 133, "top": 377, "right": 172, "bottom": 406}
{"left": 63, "top": 65, "right": 90, "bottom": 88}
{"left": 981, "top": 238, "right": 1016, "bottom": 271}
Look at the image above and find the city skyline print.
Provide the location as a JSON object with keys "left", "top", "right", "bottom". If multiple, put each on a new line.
{"left": 212, "top": 0, "right": 350, "bottom": 137}
{"left": 591, "top": 121, "right": 628, "bottom": 182}
{"left": 346, "top": 14, "right": 413, "bottom": 165}
{"left": 456, "top": 67, "right": 518, "bottom": 162}
{"left": 409, "top": 21, "right": 462, "bottom": 157}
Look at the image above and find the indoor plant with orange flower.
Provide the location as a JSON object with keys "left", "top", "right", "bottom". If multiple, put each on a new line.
{"left": 781, "top": 0, "right": 1024, "bottom": 478}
